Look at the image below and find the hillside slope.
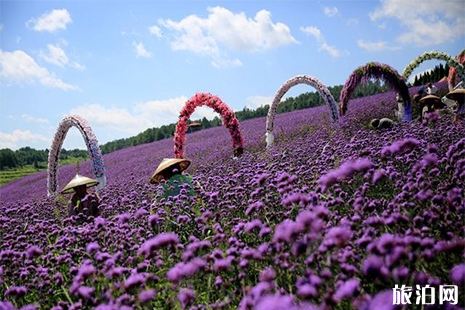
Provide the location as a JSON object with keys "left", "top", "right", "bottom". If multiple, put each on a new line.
{"left": 1, "top": 87, "right": 464, "bottom": 309}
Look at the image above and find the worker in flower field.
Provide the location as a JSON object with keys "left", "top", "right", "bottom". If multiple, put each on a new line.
{"left": 426, "top": 82, "right": 437, "bottom": 95}
{"left": 150, "top": 158, "right": 195, "bottom": 198}
{"left": 419, "top": 94, "right": 444, "bottom": 121}
{"left": 61, "top": 174, "right": 100, "bottom": 218}
{"left": 446, "top": 88, "right": 465, "bottom": 126}
{"left": 395, "top": 93, "right": 404, "bottom": 121}
{"left": 370, "top": 118, "right": 394, "bottom": 130}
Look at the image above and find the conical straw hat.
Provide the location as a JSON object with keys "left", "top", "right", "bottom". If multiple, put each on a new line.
{"left": 445, "top": 88, "right": 465, "bottom": 102}
{"left": 150, "top": 158, "right": 191, "bottom": 184}
{"left": 419, "top": 95, "right": 441, "bottom": 104}
{"left": 61, "top": 174, "right": 99, "bottom": 194}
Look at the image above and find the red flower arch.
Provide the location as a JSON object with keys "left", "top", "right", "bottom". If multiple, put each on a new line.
{"left": 174, "top": 93, "right": 244, "bottom": 158}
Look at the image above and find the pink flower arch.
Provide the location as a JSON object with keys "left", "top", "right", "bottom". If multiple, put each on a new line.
{"left": 174, "top": 93, "right": 244, "bottom": 158}
{"left": 340, "top": 62, "right": 411, "bottom": 121}
{"left": 47, "top": 115, "right": 106, "bottom": 197}
{"left": 448, "top": 50, "right": 465, "bottom": 91}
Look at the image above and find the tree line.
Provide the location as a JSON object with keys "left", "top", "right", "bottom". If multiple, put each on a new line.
{"left": 0, "top": 79, "right": 417, "bottom": 170}
{"left": 0, "top": 147, "right": 88, "bottom": 170}
{"left": 411, "top": 63, "right": 449, "bottom": 87}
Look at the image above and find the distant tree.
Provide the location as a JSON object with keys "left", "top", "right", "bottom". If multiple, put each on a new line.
{"left": 0, "top": 148, "right": 18, "bottom": 169}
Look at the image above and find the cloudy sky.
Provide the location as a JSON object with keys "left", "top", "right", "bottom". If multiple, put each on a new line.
{"left": 1, "top": 0, "right": 464, "bottom": 150}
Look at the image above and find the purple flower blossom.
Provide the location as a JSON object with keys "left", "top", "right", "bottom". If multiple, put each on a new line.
{"left": 368, "top": 290, "right": 399, "bottom": 310}
{"left": 297, "top": 283, "right": 317, "bottom": 299}
{"left": 5, "top": 286, "right": 27, "bottom": 298}
{"left": 273, "top": 219, "right": 303, "bottom": 243}
{"left": 86, "top": 242, "right": 99, "bottom": 254}
{"left": 124, "top": 273, "right": 146, "bottom": 290}
{"left": 138, "top": 233, "right": 179, "bottom": 258}
{"left": 167, "top": 258, "right": 206, "bottom": 283}
{"left": 259, "top": 267, "right": 276, "bottom": 282}
{"left": 139, "top": 289, "right": 156, "bottom": 304}
{"left": 381, "top": 138, "right": 420, "bottom": 157}
{"left": 76, "top": 263, "right": 96, "bottom": 281}
{"left": 178, "top": 288, "right": 195, "bottom": 309}
{"left": 77, "top": 286, "right": 94, "bottom": 300}
{"left": 449, "top": 264, "right": 465, "bottom": 285}
{"left": 25, "top": 245, "right": 42, "bottom": 259}
{"left": 318, "top": 158, "right": 373, "bottom": 192}
{"left": 255, "top": 293, "right": 294, "bottom": 310}
{"left": 333, "top": 278, "right": 360, "bottom": 302}
{"left": 324, "top": 226, "right": 352, "bottom": 247}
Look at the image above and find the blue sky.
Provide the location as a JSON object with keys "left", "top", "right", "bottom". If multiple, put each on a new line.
{"left": 1, "top": 0, "right": 464, "bottom": 151}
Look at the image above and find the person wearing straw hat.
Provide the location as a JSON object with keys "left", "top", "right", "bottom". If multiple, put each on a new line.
{"left": 419, "top": 94, "right": 443, "bottom": 121}
{"left": 446, "top": 88, "right": 465, "bottom": 126}
{"left": 62, "top": 174, "right": 100, "bottom": 218}
{"left": 150, "top": 158, "right": 194, "bottom": 198}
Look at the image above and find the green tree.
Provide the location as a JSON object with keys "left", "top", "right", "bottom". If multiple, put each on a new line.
{"left": 0, "top": 148, "right": 18, "bottom": 169}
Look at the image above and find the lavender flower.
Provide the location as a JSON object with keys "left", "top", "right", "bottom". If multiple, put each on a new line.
{"left": 178, "top": 288, "right": 195, "bottom": 309}
{"left": 138, "top": 233, "right": 179, "bottom": 258}
{"left": 333, "top": 278, "right": 360, "bottom": 302}
{"left": 139, "top": 289, "right": 156, "bottom": 304}
{"left": 449, "top": 264, "right": 465, "bottom": 285}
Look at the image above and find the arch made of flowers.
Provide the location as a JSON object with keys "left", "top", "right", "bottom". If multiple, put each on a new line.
{"left": 47, "top": 115, "right": 106, "bottom": 197}
{"left": 174, "top": 92, "right": 244, "bottom": 158}
{"left": 448, "top": 50, "right": 465, "bottom": 91}
{"left": 402, "top": 50, "right": 465, "bottom": 91}
{"left": 339, "top": 62, "right": 412, "bottom": 121}
{"left": 265, "top": 75, "right": 339, "bottom": 148}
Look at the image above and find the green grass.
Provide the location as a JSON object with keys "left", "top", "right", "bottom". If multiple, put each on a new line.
{"left": 0, "top": 157, "right": 88, "bottom": 187}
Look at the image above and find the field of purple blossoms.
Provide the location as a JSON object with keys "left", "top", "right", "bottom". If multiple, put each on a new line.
{"left": 1, "top": 82, "right": 464, "bottom": 310}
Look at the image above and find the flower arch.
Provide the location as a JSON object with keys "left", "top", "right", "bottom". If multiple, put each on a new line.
{"left": 47, "top": 115, "right": 106, "bottom": 197}
{"left": 402, "top": 50, "right": 465, "bottom": 91}
{"left": 339, "top": 62, "right": 411, "bottom": 121}
{"left": 265, "top": 75, "right": 339, "bottom": 147}
{"left": 174, "top": 92, "right": 244, "bottom": 158}
{"left": 448, "top": 50, "right": 465, "bottom": 91}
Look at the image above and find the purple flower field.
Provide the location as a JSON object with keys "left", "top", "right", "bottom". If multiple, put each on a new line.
{"left": 1, "top": 84, "right": 464, "bottom": 309}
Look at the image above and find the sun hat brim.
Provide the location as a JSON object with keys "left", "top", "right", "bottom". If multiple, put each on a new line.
{"left": 445, "top": 89, "right": 465, "bottom": 101}
{"left": 61, "top": 174, "right": 99, "bottom": 194}
{"left": 419, "top": 95, "right": 441, "bottom": 104}
{"left": 150, "top": 158, "right": 191, "bottom": 184}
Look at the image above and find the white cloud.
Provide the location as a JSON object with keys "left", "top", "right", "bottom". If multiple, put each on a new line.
{"left": 324, "top": 7, "right": 339, "bottom": 17}
{"left": 357, "top": 39, "right": 400, "bottom": 52}
{"left": 301, "top": 26, "right": 341, "bottom": 57}
{"left": 245, "top": 95, "right": 272, "bottom": 109}
{"left": 157, "top": 7, "right": 297, "bottom": 67}
{"left": 68, "top": 96, "right": 218, "bottom": 137}
{"left": 320, "top": 42, "right": 341, "bottom": 58}
{"left": 0, "top": 129, "right": 49, "bottom": 150}
{"left": 369, "top": 0, "right": 465, "bottom": 47}
{"left": 27, "top": 9, "right": 72, "bottom": 32}
{"left": 211, "top": 57, "right": 243, "bottom": 69}
{"left": 347, "top": 19, "right": 359, "bottom": 26}
{"left": 149, "top": 25, "right": 162, "bottom": 38}
{"left": 21, "top": 114, "right": 49, "bottom": 124}
{"left": 301, "top": 26, "right": 322, "bottom": 41}
{"left": 133, "top": 42, "right": 152, "bottom": 58}
{"left": 40, "top": 44, "right": 71, "bottom": 67}
{"left": 0, "top": 50, "right": 79, "bottom": 90}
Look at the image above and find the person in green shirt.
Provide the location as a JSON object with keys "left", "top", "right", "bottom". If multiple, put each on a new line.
{"left": 150, "top": 158, "right": 195, "bottom": 198}
{"left": 61, "top": 174, "right": 100, "bottom": 218}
